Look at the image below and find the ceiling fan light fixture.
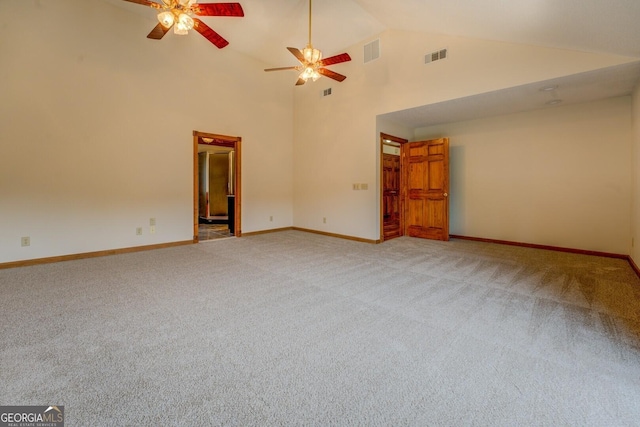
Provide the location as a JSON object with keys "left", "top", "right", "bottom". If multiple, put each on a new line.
{"left": 263, "top": 0, "right": 350, "bottom": 85}
{"left": 174, "top": 25, "right": 188, "bottom": 35}
{"left": 303, "top": 46, "right": 322, "bottom": 64}
{"left": 123, "top": 0, "right": 244, "bottom": 48}
{"left": 157, "top": 11, "right": 175, "bottom": 28}
{"left": 174, "top": 13, "right": 194, "bottom": 34}
{"left": 300, "top": 66, "right": 321, "bottom": 82}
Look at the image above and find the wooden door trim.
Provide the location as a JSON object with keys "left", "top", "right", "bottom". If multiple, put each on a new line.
{"left": 193, "top": 131, "right": 242, "bottom": 242}
{"left": 379, "top": 132, "right": 408, "bottom": 242}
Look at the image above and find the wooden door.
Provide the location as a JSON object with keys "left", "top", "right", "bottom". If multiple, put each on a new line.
{"left": 383, "top": 153, "right": 402, "bottom": 240}
{"left": 404, "top": 138, "right": 449, "bottom": 241}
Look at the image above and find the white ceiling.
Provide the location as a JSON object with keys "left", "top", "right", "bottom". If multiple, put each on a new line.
{"left": 101, "top": 0, "right": 640, "bottom": 127}
{"left": 382, "top": 61, "right": 640, "bottom": 128}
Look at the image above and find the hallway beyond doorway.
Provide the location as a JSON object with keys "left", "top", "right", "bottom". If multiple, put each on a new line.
{"left": 198, "top": 216, "right": 233, "bottom": 241}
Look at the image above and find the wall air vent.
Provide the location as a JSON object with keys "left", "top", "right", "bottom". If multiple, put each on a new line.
{"left": 364, "top": 39, "right": 380, "bottom": 63}
{"left": 322, "top": 88, "right": 332, "bottom": 97}
{"left": 425, "top": 48, "right": 448, "bottom": 64}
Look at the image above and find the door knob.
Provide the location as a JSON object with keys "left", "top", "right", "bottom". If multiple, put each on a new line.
{"left": 443, "top": 193, "right": 448, "bottom": 197}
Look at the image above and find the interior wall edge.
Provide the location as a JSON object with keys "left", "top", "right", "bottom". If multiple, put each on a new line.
{"left": 450, "top": 234, "right": 628, "bottom": 259}
{"left": 629, "top": 256, "right": 640, "bottom": 280}
{"left": 0, "top": 240, "right": 194, "bottom": 270}
{"left": 242, "top": 227, "right": 294, "bottom": 237}
{"left": 452, "top": 234, "right": 640, "bottom": 280}
{"left": 292, "top": 227, "right": 381, "bottom": 244}
{"left": 631, "top": 81, "right": 640, "bottom": 274}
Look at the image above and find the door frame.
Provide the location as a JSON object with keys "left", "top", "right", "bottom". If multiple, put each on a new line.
{"left": 379, "top": 132, "right": 408, "bottom": 242}
{"left": 193, "top": 130, "right": 241, "bottom": 241}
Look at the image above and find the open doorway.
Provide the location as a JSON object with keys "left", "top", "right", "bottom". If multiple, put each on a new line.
{"left": 193, "top": 131, "right": 241, "bottom": 242}
{"left": 379, "top": 133, "right": 451, "bottom": 243}
{"left": 380, "top": 132, "right": 408, "bottom": 241}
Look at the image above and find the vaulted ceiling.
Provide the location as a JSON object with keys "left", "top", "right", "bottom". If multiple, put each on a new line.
{"left": 104, "top": 0, "right": 640, "bottom": 64}
{"left": 102, "top": 0, "right": 640, "bottom": 127}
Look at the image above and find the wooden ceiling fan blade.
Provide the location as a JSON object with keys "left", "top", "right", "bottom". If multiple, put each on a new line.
{"left": 264, "top": 66, "right": 299, "bottom": 72}
{"left": 318, "top": 53, "right": 351, "bottom": 67}
{"left": 193, "top": 3, "right": 244, "bottom": 17}
{"left": 193, "top": 18, "right": 229, "bottom": 48}
{"left": 318, "top": 67, "right": 347, "bottom": 82}
{"left": 121, "top": 0, "right": 158, "bottom": 7}
{"left": 287, "top": 47, "right": 305, "bottom": 63}
{"left": 147, "top": 22, "right": 172, "bottom": 40}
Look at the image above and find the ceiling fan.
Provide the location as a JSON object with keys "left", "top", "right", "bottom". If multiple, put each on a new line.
{"left": 122, "top": 0, "right": 244, "bottom": 49}
{"left": 264, "top": 0, "right": 351, "bottom": 85}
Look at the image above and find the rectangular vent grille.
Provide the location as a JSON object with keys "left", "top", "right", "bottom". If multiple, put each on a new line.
{"left": 425, "top": 48, "right": 448, "bottom": 64}
{"left": 364, "top": 39, "right": 380, "bottom": 63}
{"left": 322, "top": 88, "right": 332, "bottom": 97}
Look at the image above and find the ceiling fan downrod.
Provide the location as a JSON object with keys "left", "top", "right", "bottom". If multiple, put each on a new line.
{"left": 308, "top": 0, "right": 313, "bottom": 47}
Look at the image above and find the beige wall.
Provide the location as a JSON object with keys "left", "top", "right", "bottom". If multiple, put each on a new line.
{"left": 292, "top": 29, "right": 637, "bottom": 243}
{"left": 2, "top": 2, "right": 637, "bottom": 263}
{"left": 632, "top": 84, "right": 640, "bottom": 264}
{"left": 0, "top": 0, "right": 294, "bottom": 263}
{"left": 414, "top": 97, "right": 632, "bottom": 254}
{"left": 380, "top": 30, "right": 636, "bottom": 114}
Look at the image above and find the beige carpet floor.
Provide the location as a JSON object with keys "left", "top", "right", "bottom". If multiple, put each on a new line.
{"left": 1, "top": 230, "right": 639, "bottom": 426}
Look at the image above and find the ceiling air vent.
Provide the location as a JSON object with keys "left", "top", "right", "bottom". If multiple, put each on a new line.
{"left": 364, "top": 39, "right": 380, "bottom": 63}
{"left": 425, "top": 48, "right": 448, "bottom": 64}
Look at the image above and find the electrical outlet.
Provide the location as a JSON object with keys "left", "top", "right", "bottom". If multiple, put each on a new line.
{"left": 270, "top": 216, "right": 273, "bottom": 222}
{"left": 136, "top": 227, "right": 143, "bottom": 236}
{"left": 361, "top": 183, "right": 368, "bottom": 190}
{"left": 150, "top": 226, "right": 156, "bottom": 234}
{"left": 323, "top": 217, "right": 326, "bottom": 224}
{"left": 150, "top": 218, "right": 156, "bottom": 226}
{"left": 21, "top": 236, "right": 30, "bottom": 247}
